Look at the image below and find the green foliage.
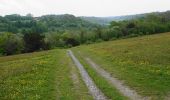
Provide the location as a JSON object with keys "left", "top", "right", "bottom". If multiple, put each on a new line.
{"left": 44, "top": 32, "right": 61, "bottom": 48}
{"left": 23, "top": 32, "right": 45, "bottom": 52}
{"left": 38, "top": 14, "right": 97, "bottom": 31}
{"left": 1, "top": 11, "right": 170, "bottom": 56}
{"left": 61, "top": 32, "right": 80, "bottom": 47}
{"left": 0, "top": 32, "right": 24, "bottom": 55}
{"left": 109, "top": 12, "right": 170, "bottom": 38}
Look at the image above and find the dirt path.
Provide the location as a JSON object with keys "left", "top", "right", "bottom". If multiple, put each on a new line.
{"left": 84, "top": 57, "right": 150, "bottom": 100}
{"left": 68, "top": 54, "right": 93, "bottom": 100}
{"left": 67, "top": 50, "right": 107, "bottom": 100}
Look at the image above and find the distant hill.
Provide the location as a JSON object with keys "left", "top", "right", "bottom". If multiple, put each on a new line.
{"left": 1, "top": 11, "right": 170, "bottom": 33}
{"left": 0, "top": 14, "right": 98, "bottom": 33}
{"left": 38, "top": 14, "right": 98, "bottom": 31}
{"left": 80, "top": 13, "right": 146, "bottom": 25}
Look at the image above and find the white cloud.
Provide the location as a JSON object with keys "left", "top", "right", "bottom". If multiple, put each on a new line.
{"left": 0, "top": 0, "right": 170, "bottom": 17}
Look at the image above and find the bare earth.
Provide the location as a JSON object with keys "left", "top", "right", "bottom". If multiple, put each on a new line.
{"left": 68, "top": 50, "right": 107, "bottom": 100}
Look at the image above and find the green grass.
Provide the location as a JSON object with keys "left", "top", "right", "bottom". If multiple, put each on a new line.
{"left": 1, "top": 32, "right": 170, "bottom": 100}
{"left": 72, "top": 32, "right": 170, "bottom": 100}
{"left": 73, "top": 50, "right": 128, "bottom": 100}
{"left": 0, "top": 49, "right": 92, "bottom": 100}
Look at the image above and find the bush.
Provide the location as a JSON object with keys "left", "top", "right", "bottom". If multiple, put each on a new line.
{"left": 65, "top": 38, "right": 80, "bottom": 47}
{"left": 95, "top": 39, "right": 103, "bottom": 43}
{"left": 85, "top": 40, "right": 93, "bottom": 45}
{"left": 23, "top": 32, "right": 45, "bottom": 52}
{"left": 0, "top": 33, "right": 24, "bottom": 55}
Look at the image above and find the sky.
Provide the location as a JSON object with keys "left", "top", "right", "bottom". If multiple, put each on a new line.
{"left": 0, "top": 0, "right": 170, "bottom": 17}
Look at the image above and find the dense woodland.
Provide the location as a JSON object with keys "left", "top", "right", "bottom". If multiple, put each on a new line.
{"left": 0, "top": 11, "right": 170, "bottom": 56}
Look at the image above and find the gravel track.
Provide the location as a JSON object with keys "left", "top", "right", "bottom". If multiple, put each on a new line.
{"left": 67, "top": 50, "right": 107, "bottom": 100}
{"left": 85, "top": 57, "right": 150, "bottom": 100}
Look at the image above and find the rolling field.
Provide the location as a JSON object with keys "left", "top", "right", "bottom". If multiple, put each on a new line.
{"left": 0, "top": 49, "right": 92, "bottom": 100}
{"left": 0, "top": 32, "right": 170, "bottom": 100}
{"left": 72, "top": 32, "right": 170, "bottom": 100}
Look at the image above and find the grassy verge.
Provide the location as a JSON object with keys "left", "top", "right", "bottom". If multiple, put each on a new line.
{"left": 0, "top": 49, "right": 92, "bottom": 100}
{"left": 72, "top": 49, "right": 128, "bottom": 100}
{"left": 72, "top": 32, "right": 170, "bottom": 99}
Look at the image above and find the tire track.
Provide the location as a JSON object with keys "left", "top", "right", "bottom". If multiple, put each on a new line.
{"left": 67, "top": 50, "right": 107, "bottom": 100}
{"left": 84, "top": 57, "right": 150, "bottom": 100}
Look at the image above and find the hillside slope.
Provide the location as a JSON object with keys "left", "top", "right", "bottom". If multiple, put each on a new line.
{"left": 0, "top": 49, "right": 93, "bottom": 100}
{"left": 72, "top": 32, "right": 170, "bottom": 99}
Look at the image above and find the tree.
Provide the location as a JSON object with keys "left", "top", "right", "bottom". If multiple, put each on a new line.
{"left": 80, "top": 29, "right": 86, "bottom": 43}
{"left": 23, "top": 32, "right": 45, "bottom": 52}
{"left": 7, "top": 24, "right": 18, "bottom": 33}
{"left": 31, "top": 22, "right": 48, "bottom": 33}
{"left": 94, "top": 27, "right": 102, "bottom": 39}
{"left": 44, "top": 32, "right": 62, "bottom": 48}
{"left": 65, "top": 38, "right": 79, "bottom": 47}
{"left": 0, "top": 33, "right": 24, "bottom": 55}
{"left": 26, "top": 13, "right": 33, "bottom": 18}
{"left": 61, "top": 32, "right": 80, "bottom": 47}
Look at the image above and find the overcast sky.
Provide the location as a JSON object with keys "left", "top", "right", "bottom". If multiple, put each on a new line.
{"left": 0, "top": 0, "right": 170, "bottom": 17}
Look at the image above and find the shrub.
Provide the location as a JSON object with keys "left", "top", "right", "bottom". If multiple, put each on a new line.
{"left": 0, "top": 32, "right": 24, "bottom": 55}
{"left": 23, "top": 32, "right": 45, "bottom": 52}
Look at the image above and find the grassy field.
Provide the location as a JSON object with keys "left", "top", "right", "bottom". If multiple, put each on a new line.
{"left": 0, "top": 49, "right": 92, "bottom": 100}
{"left": 1, "top": 32, "right": 170, "bottom": 100}
{"left": 73, "top": 51, "right": 128, "bottom": 100}
{"left": 72, "top": 32, "right": 170, "bottom": 100}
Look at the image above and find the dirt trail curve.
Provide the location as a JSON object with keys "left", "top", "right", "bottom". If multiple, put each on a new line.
{"left": 67, "top": 50, "right": 107, "bottom": 100}
{"left": 85, "top": 57, "right": 150, "bottom": 100}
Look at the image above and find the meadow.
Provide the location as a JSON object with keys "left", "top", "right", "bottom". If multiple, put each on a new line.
{"left": 0, "top": 32, "right": 170, "bottom": 100}
{"left": 72, "top": 32, "right": 170, "bottom": 100}
{"left": 0, "top": 49, "right": 92, "bottom": 100}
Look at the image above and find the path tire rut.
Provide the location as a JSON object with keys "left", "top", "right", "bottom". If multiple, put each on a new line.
{"left": 84, "top": 57, "right": 150, "bottom": 100}
{"left": 68, "top": 50, "right": 107, "bottom": 100}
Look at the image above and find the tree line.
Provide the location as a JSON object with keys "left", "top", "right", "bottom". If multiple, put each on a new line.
{"left": 1, "top": 11, "right": 170, "bottom": 56}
